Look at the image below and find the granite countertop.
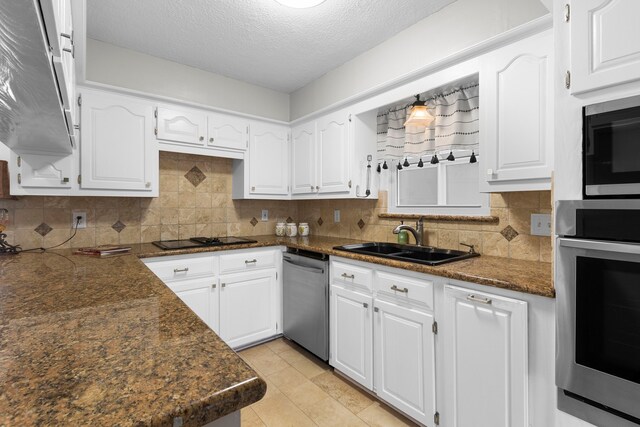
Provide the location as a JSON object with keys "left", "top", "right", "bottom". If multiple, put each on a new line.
{"left": 0, "top": 251, "right": 266, "bottom": 426}
{"left": 133, "top": 235, "right": 554, "bottom": 298}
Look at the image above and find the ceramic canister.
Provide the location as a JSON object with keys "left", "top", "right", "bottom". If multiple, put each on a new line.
{"left": 275, "top": 222, "right": 286, "bottom": 236}
{"left": 298, "top": 222, "right": 310, "bottom": 236}
{"left": 286, "top": 223, "right": 298, "bottom": 237}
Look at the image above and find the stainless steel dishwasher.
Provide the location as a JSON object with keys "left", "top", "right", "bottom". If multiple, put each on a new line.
{"left": 282, "top": 249, "right": 329, "bottom": 361}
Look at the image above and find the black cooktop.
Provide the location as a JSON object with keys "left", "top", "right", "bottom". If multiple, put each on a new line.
{"left": 152, "top": 236, "right": 258, "bottom": 250}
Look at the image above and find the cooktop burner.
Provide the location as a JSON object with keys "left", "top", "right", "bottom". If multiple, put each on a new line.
{"left": 152, "top": 236, "right": 258, "bottom": 250}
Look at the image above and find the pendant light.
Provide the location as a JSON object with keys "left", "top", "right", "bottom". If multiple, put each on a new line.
{"left": 404, "top": 95, "right": 435, "bottom": 127}
{"left": 382, "top": 160, "right": 388, "bottom": 170}
{"left": 469, "top": 151, "right": 477, "bottom": 163}
{"left": 376, "top": 163, "right": 381, "bottom": 173}
{"left": 417, "top": 158, "right": 424, "bottom": 168}
{"left": 403, "top": 158, "right": 410, "bottom": 167}
{"left": 397, "top": 161, "right": 403, "bottom": 170}
{"left": 446, "top": 151, "right": 455, "bottom": 161}
{"left": 430, "top": 154, "right": 439, "bottom": 164}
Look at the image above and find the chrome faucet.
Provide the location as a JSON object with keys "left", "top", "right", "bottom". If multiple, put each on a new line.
{"left": 393, "top": 218, "right": 424, "bottom": 246}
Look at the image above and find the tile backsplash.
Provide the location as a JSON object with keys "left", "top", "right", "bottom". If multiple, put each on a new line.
{"left": 1, "top": 151, "right": 552, "bottom": 262}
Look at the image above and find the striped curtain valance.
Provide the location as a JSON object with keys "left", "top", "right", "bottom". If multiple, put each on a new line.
{"left": 377, "top": 82, "right": 479, "bottom": 160}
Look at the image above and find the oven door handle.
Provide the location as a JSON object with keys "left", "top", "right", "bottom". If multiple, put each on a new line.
{"left": 559, "top": 238, "right": 640, "bottom": 255}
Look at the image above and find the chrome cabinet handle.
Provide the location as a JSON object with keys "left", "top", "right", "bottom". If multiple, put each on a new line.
{"left": 363, "top": 302, "right": 368, "bottom": 308}
{"left": 174, "top": 267, "right": 189, "bottom": 273}
{"left": 341, "top": 273, "right": 355, "bottom": 279}
{"left": 62, "top": 45, "right": 75, "bottom": 58}
{"left": 467, "top": 294, "right": 492, "bottom": 305}
{"left": 391, "top": 285, "right": 409, "bottom": 293}
{"left": 245, "top": 259, "right": 257, "bottom": 264}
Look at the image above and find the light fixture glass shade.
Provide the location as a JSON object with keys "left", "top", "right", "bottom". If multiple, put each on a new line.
{"left": 274, "top": 0, "right": 326, "bottom": 8}
{"left": 404, "top": 105, "right": 434, "bottom": 127}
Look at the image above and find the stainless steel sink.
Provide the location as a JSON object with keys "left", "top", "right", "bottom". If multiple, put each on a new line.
{"left": 333, "top": 242, "right": 479, "bottom": 266}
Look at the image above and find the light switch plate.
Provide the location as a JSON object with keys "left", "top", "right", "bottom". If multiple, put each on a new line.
{"left": 334, "top": 209, "right": 341, "bottom": 223}
{"left": 531, "top": 213, "right": 551, "bottom": 236}
{"left": 261, "top": 209, "right": 268, "bottom": 221}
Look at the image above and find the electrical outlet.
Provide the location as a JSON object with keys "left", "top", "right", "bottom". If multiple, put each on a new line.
{"left": 334, "top": 209, "right": 341, "bottom": 223}
{"left": 531, "top": 213, "right": 551, "bottom": 236}
{"left": 72, "top": 210, "right": 87, "bottom": 229}
{"left": 261, "top": 209, "right": 269, "bottom": 221}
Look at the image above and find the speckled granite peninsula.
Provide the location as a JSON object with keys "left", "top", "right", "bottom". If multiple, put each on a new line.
{"left": 0, "top": 251, "right": 266, "bottom": 426}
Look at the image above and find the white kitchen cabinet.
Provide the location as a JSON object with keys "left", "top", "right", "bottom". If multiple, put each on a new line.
{"left": 219, "top": 269, "right": 279, "bottom": 349}
{"left": 10, "top": 151, "right": 75, "bottom": 194}
{"left": 329, "top": 284, "right": 373, "bottom": 390}
{"left": 569, "top": 0, "right": 640, "bottom": 94}
{"left": 156, "top": 107, "right": 207, "bottom": 146}
{"left": 291, "top": 121, "right": 317, "bottom": 195}
{"left": 79, "top": 89, "right": 157, "bottom": 194}
{"left": 168, "top": 277, "right": 219, "bottom": 333}
{"left": 374, "top": 298, "right": 436, "bottom": 426}
{"left": 479, "top": 30, "right": 553, "bottom": 192}
{"left": 317, "top": 111, "right": 351, "bottom": 194}
{"left": 443, "top": 285, "right": 528, "bottom": 427}
{"left": 207, "top": 112, "right": 248, "bottom": 152}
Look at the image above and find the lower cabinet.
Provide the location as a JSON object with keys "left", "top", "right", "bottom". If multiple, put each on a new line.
{"left": 219, "top": 269, "right": 279, "bottom": 349}
{"left": 374, "top": 299, "right": 435, "bottom": 426}
{"left": 169, "top": 277, "right": 219, "bottom": 333}
{"left": 329, "top": 285, "right": 373, "bottom": 390}
{"left": 443, "top": 285, "right": 528, "bottom": 427}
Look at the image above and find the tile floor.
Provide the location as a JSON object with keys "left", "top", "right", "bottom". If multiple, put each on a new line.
{"left": 238, "top": 338, "right": 418, "bottom": 427}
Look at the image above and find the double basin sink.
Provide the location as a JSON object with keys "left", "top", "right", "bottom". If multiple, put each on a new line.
{"left": 333, "top": 242, "right": 479, "bottom": 266}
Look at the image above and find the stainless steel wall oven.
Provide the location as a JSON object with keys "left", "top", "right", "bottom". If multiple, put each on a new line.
{"left": 556, "top": 200, "right": 640, "bottom": 426}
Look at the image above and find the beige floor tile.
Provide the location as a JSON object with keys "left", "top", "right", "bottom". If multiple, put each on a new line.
{"left": 242, "top": 350, "right": 290, "bottom": 377}
{"left": 357, "top": 402, "right": 418, "bottom": 427}
{"left": 267, "top": 366, "right": 309, "bottom": 395}
{"left": 239, "top": 344, "right": 274, "bottom": 361}
{"left": 312, "top": 372, "right": 374, "bottom": 414}
{"left": 264, "top": 337, "right": 296, "bottom": 354}
{"left": 251, "top": 394, "right": 316, "bottom": 427}
{"left": 284, "top": 380, "right": 331, "bottom": 414}
{"left": 306, "top": 396, "right": 369, "bottom": 427}
{"left": 241, "top": 407, "right": 265, "bottom": 427}
{"left": 279, "top": 346, "right": 330, "bottom": 379}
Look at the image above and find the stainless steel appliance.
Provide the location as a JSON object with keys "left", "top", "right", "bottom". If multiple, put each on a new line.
{"left": 556, "top": 200, "right": 640, "bottom": 426}
{"left": 282, "top": 249, "right": 329, "bottom": 361}
{"left": 583, "top": 95, "right": 640, "bottom": 197}
{"left": 152, "top": 236, "right": 257, "bottom": 250}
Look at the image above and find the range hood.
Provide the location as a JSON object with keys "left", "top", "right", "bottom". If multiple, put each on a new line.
{"left": 0, "top": 0, "right": 74, "bottom": 155}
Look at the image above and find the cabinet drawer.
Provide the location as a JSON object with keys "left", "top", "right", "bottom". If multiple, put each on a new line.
{"left": 375, "top": 271, "right": 434, "bottom": 309}
{"left": 143, "top": 253, "right": 216, "bottom": 282}
{"left": 331, "top": 260, "right": 373, "bottom": 291}
{"left": 219, "top": 249, "right": 277, "bottom": 274}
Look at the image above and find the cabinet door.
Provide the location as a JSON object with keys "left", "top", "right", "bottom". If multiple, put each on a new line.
{"left": 248, "top": 123, "right": 289, "bottom": 196}
{"left": 169, "top": 277, "right": 218, "bottom": 332}
{"left": 317, "top": 111, "right": 350, "bottom": 194}
{"left": 80, "top": 90, "right": 156, "bottom": 191}
{"left": 329, "top": 285, "right": 373, "bottom": 390}
{"left": 156, "top": 107, "right": 207, "bottom": 146}
{"left": 207, "top": 113, "right": 248, "bottom": 151}
{"left": 16, "top": 152, "right": 74, "bottom": 189}
{"left": 219, "top": 269, "right": 278, "bottom": 348}
{"left": 443, "top": 285, "right": 528, "bottom": 427}
{"left": 291, "top": 122, "right": 317, "bottom": 195}
{"left": 480, "top": 31, "right": 553, "bottom": 190}
{"left": 374, "top": 299, "right": 435, "bottom": 426}
{"left": 570, "top": 0, "right": 640, "bottom": 94}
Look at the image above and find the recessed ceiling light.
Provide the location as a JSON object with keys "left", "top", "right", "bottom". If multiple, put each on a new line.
{"left": 274, "top": 0, "right": 326, "bottom": 8}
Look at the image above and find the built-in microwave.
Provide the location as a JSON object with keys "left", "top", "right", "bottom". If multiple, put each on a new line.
{"left": 583, "top": 95, "right": 640, "bottom": 198}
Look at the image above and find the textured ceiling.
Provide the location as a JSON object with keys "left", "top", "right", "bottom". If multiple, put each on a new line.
{"left": 86, "top": 0, "right": 456, "bottom": 93}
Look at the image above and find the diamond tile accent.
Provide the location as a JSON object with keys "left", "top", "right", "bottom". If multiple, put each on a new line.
{"left": 286, "top": 217, "right": 294, "bottom": 223}
{"left": 184, "top": 166, "right": 207, "bottom": 187}
{"left": 34, "top": 223, "right": 52, "bottom": 237}
{"left": 500, "top": 225, "right": 519, "bottom": 242}
{"left": 112, "top": 220, "right": 126, "bottom": 233}
{"left": 250, "top": 217, "right": 258, "bottom": 227}
{"left": 357, "top": 219, "right": 365, "bottom": 230}
{"left": 317, "top": 217, "right": 324, "bottom": 226}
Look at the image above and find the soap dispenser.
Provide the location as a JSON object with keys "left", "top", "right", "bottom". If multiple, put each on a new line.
{"left": 397, "top": 221, "right": 409, "bottom": 244}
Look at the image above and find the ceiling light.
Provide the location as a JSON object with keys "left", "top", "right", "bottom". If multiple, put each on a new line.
{"left": 404, "top": 95, "right": 434, "bottom": 127}
{"left": 274, "top": 0, "right": 326, "bottom": 8}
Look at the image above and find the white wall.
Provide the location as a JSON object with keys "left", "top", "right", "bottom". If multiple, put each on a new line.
{"left": 86, "top": 39, "right": 291, "bottom": 121}
{"left": 290, "top": 0, "right": 549, "bottom": 120}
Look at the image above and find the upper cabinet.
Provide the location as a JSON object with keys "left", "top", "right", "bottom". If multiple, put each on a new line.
{"left": 79, "top": 89, "right": 158, "bottom": 195}
{"left": 208, "top": 113, "right": 249, "bottom": 152}
{"left": 479, "top": 30, "right": 554, "bottom": 192}
{"left": 291, "top": 122, "right": 317, "bottom": 195}
{"left": 569, "top": 0, "right": 640, "bottom": 94}
{"left": 248, "top": 123, "right": 290, "bottom": 196}
{"left": 317, "top": 111, "right": 351, "bottom": 194}
{"left": 156, "top": 107, "right": 207, "bottom": 147}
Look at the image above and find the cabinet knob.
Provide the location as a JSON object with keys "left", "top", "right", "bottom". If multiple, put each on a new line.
{"left": 251, "top": 186, "right": 256, "bottom": 191}
{"left": 316, "top": 186, "right": 320, "bottom": 190}
{"left": 62, "top": 177, "right": 69, "bottom": 183}
{"left": 221, "top": 283, "right": 226, "bottom": 288}
{"left": 310, "top": 185, "right": 314, "bottom": 191}
{"left": 212, "top": 284, "right": 217, "bottom": 289}
{"left": 209, "top": 137, "right": 214, "bottom": 143}
{"left": 145, "top": 182, "right": 151, "bottom": 188}
{"left": 374, "top": 307, "right": 379, "bottom": 313}
{"left": 363, "top": 302, "right": 369, "bottom": 309}
{"left": 199, "top": 136, "right": 204, "bottom": 141}
{"left": 486, "top": 168, "right": 495, "bottom": 176}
